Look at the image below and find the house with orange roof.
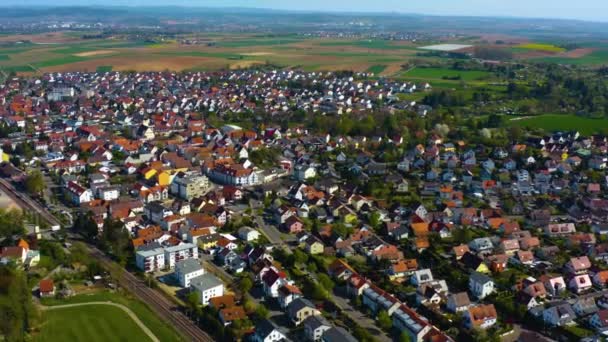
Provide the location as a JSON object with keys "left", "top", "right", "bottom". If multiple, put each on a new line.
{"left": 464, "top": 304, "right": 497, "bottom": 329}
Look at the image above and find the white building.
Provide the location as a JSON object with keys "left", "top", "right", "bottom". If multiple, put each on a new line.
{"left": 174, "top": 259, "right": 206, "bottom": 288}
{"left": 469, "top": 272, "right": 495, "bottom": 299}
{"left": 164, "top": 243, "right": 198, "bottom": 269}
{"left": 135, "top": 246, "right": 166, "bottom": 273}
{"left": 65, "top": 181, "right": 93, "bottom": 205}
{"left": 191, "top": 273, "right": 224, "bottom": 305}
{"left": 294, "top": 165, "right": 316, "bottom": 181}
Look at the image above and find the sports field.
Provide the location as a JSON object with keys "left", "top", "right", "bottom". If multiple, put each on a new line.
{"left": 36, "top": 304, "right": 154, "bottom": 342}
{"left": 510, "top": 114, "right": 608, "bottom": 135}
{"left": 39, "top": 291, "right": 182, "bottom": 342}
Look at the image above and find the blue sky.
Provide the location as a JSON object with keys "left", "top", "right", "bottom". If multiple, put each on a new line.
{"left": 4, "top": 0, "right": 608, "bottom": 22}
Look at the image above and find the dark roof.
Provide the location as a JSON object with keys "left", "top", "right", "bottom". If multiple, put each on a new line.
{"left": 287, "top": 298, "right": 315, "bottom": 317}
{"left": 255, "top": 318, "right": 281, "bottom": 339}
{"left": 322, "top": 327, "right": 357, "bottom": 342}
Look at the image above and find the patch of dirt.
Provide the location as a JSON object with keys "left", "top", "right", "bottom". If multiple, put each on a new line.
{"left": 514, "top": 50, "right": 557, "bottom": 59}
{"left": 230, "top": 61, "right": 263, "bottom": 69}
{"left": 74, "top": 50, "right": 116, "bottom": 57}
{"left": 239, "top": 52, "right": 274, "bottom": 56}
{"left": 40, "top": 55, "right": 225, "bottom": 72}
{"left": 560, "top": 48, "right": 594, "bottom": 58}
{"left": 0, "top": 31, "right": 83, "bottom": 44}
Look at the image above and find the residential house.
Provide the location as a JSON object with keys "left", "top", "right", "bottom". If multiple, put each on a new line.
{"left": 569, "top": 274, "right": 593, "bottom": 294}
{"left": 238, "top": 227, "right": 260, "bottom": 242}
{"left": 543, "top": 303, "right": 575, "bottom": 326}
{"left": 573, "top": 297, "right": 598, "bottom": 317}
{"left": 252, "top": 318, "right": 287, "bottom": 342}
{"left": 463, "top": 304, "right": 497, "bottom": 330}
{"left": 566, "top": 256, "right": 591, "bottom": 275}
{"left": 589, "top": 310, "right": 608, "bottom": 334}
{"left": 287, "top": 298, "right": 321, "bottom": 326}
{"left": 321, "top": 327, "right": 357, "bottom": 342}
{"left": 303, "top": 315, "right": 331, "bottom": 342}
{"left": 446, "top": 292, "right": 471, "bottom": 313}
{"left": 391, "top": 304, "right": 432, "bottom": 342}
{"left": 39, "top": 279, "right": 55, "bottom": 297}
{"left": 219, "top": 306, "right": 247, "bottom": 326}
{"left": 469, "top": 272, "right": 495, "bottom": 299}
{"left": 278, "top": 284, "right": 303, "bottom": 310}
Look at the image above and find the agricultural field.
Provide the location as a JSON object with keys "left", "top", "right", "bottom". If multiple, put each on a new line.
{"left": 533, "top": 49, "right": 608, "bottom": 65}
{"left": 401, "top": 67, "right": 492, "bottom": 81}
{"left": 510, "top": 114, "right": 608, "bottom": 135}
{"left": 35, "top": 304, "right": 154, "bottom": 342}
{"left": 0, "top": 32, "right": 423, "bottom": 75}
{"left": 516, "top": 43, "right": 566, "bottom": 53}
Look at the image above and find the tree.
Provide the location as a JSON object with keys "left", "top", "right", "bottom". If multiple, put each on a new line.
{"left": 399, "top": 331, "right": 412, "bottom": 342}
{"left": 317, "top": 273, "right": 335, "bottom": 291}
{"left": 100, "top": 218, "right": 131, "bottom": 264}
{"left": 238, "top": 276, "right": 253, "bottom": 294}
{"left": 293, "top": 249, "right": 309, "bottom": 265}
{"left": 0, "top": 208, "right": 24, "bottom": 238}
{"left": 377, "top": 310, "right": 392, "bottom": 330}
{"left": 74, "top": 211, "right": 99, "bottom": 240}
{"left": 186, "top": 291, "right": 200, "bottom": 315}
{"left": 254, "top": 304, "right": 270, "bottom": 320}
{"left": 0, "top": 266, "right": 35, "bottom": 340}
{"left": 24, "top": 170, "right": 44, "bottom": 197}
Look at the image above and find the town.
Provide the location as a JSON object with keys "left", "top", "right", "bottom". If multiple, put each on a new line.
{"left": 0, "top": 61, "right": 607, "bottom": 342}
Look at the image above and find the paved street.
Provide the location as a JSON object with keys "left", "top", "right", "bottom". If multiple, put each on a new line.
{"left": 255, "top": 216, "right": 294, "bottom": 255}
{"left": 332, "top": 286, "right": 393, "bottom": 342}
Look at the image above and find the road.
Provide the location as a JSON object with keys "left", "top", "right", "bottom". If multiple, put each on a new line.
{"left": 255, "top": 216, "right": 294, "bottom": 255}
{"left": 41, "top": 302, "right": 160, "bottom": 342}
{"left": 332, "top": 287, "right": 392, "bottom": 342}
{"left": 0, "top": 179, "right": 213, "bottom": 342}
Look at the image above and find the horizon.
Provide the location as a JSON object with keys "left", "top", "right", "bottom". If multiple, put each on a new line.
{"left": 1, "top": 0, "right": 607, "bottom": 23}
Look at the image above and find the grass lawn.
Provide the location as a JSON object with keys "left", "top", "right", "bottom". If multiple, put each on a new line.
{"left": 510, "top": 114, "right": 608, "bottom": 135}
{"left": 402, "top": 67, "right": 491, "bottom": 81}
{"left": 41, "top": 291, "right": 183, "bottom": 342}
{"left": 35, "top": 305, "right": 153, "bottom": 342}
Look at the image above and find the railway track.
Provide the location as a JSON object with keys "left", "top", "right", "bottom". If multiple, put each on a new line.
{"left": 0, "top": 178, "right": 61, "bottom": 227}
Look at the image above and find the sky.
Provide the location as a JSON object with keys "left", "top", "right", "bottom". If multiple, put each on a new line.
{"left": 4, "top": 0, "right": 608, "bottom": 22}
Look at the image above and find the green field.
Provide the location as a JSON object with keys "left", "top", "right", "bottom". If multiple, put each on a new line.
{"left": 41, "top": 291, "right": 183, "bottom": 342}
{"left": 403, "top": 67, "right": 491, "bottom": 81}
{"left": 319, "top": 39, "right": 417, "bottom": 50}
{"left": 534, "top": 49, "right": 608, "bottom": 65}
{"left": 366, "top": 65, "right": 387, "bottom": 74}
{"left": 36, "top": 305, "right": 153, "bottom": 342}
{"left": 96, "top": 65, "right": 113, "bottom": 72}
{"left": 510, "top": 114, "right": 608, "bottom": 135}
